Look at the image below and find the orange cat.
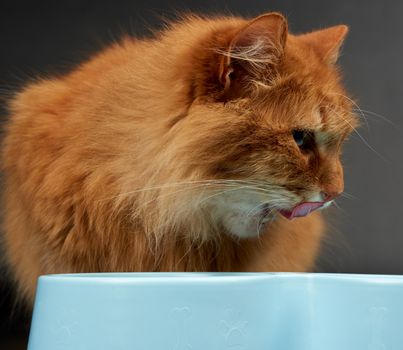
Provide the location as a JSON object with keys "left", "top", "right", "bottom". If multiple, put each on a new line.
{"left": 2, "top": 12, "right": 357, "bottom": 304}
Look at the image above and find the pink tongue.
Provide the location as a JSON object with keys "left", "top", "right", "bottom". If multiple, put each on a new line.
{"left": 279, "top": 202, "right": 324, "bottom": 220}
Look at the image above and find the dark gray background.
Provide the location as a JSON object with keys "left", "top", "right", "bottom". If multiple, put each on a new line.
{"left": 1, "top": 1, "right": 402, "bottom": 348}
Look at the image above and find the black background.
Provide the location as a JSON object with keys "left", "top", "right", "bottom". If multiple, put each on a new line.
{"left": 1, "top": 1, "right": 402, "bottom": 348}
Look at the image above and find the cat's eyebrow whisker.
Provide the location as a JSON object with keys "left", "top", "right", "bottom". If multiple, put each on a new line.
{"left": 326, "top": 105, "right": 359, "bottom": 133}
{"left": 329, "top": 92, "right": 370, "bottom": 131}
{"left": 351, "top": 127, "right": 388, "bottom": 162}
{"left": 330, "top": 107, "right": 388, "bottom": 163}
{"left": 352, "top": 108, "right": 397, "bottom": 127}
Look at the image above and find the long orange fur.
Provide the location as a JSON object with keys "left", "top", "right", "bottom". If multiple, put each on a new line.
{"left": 2, "top": 13, "right": 357, "bottom": 305}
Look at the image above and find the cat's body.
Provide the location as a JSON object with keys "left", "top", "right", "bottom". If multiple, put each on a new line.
{"left": 2, "top": 13, "right": 355, "bottom": 304}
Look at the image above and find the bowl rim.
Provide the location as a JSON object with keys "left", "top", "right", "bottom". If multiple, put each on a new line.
{"left": 38, "top": 272, "right": 403, "bottom": 285}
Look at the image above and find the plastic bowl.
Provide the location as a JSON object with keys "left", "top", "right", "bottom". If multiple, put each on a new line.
{"left": 28, "top": 273, "right": 403, "bottom": 349}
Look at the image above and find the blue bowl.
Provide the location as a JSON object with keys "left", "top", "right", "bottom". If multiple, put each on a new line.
{"left": 28, "top": 273, "right": 403, "bottom": 349}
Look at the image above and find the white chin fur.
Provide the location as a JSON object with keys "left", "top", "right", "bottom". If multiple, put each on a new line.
{"left": 208, "top": 189, "right": 274, "bottom": 238}
{"left": 221, "top": 211, "right": 271, "bottom": 238}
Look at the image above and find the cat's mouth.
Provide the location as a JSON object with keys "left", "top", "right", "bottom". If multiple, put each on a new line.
{"left": 278, "top": 201, "right": 326, "bottom": 220}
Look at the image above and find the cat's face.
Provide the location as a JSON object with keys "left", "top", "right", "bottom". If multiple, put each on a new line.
{"left": 168, "top": 14, "right": 357, "bottom": 238}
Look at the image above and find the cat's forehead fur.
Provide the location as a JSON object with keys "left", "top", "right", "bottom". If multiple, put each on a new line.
{"left": 233, "top": 32, "right": 356, "bottom": 136}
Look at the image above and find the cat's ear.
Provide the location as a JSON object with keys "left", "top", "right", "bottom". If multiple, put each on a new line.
{"left": 298, "top": 25, "right": 348, "bottom": 64}
{"left": 219, "top": 13, "right": 288, "bottom": 93}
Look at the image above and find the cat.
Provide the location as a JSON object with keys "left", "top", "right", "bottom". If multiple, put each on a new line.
{"left": 2, "top": 12, "right": 357, "bottom": 305}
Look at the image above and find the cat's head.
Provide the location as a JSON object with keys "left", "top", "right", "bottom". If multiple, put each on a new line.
{"left": 145, "top": 13, "right": 357, "bottom": 240}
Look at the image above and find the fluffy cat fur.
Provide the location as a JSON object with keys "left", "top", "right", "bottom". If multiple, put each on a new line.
{"left": 2, "top": 12, "right": 357, "bottom": 304}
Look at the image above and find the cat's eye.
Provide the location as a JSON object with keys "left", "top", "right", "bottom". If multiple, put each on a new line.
{"left": 292, "top": 130, "right": 314, "bottom": 150}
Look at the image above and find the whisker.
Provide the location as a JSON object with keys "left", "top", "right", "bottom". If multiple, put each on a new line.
{"left": 197, "top": 185, "right": 268, "bottom": 207}
{"left": 329, "top": 107, "right": 388, "bottom": 162}
{"left": 138, "top": 183, "right": 230, "bottom": 208}
{"left": 332, "top": 200, "right": 347, "bottom": 214}
{"left": 129, "top": 180, "right": 278, "bottom": 217}
{"left": 98, "top": 179, "right": 267, "bottom": 202}
{"left": 330, "top": 92, "right": 370, "bottom": 131}
{"left": 351, "top": 129, "right": 388, "bottom": 162}
{"left": 246, "top": 200, "right": 275, "bottom": 218}
{"left": 246, "top": 202, "right": 266, "bottom": 217}
{"left": 340, "top": 192, "right": 358, "bottom": 200}
{"left": 353, "top": 108, "right": 397, "bottom": 127}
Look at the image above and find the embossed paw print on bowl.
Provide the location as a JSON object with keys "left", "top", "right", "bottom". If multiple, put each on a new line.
{"left": 219, "top": 308, "right": 248, "bottom": 349}
{"left": 28, "top": 273, "right": 403, "bottom": 350}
